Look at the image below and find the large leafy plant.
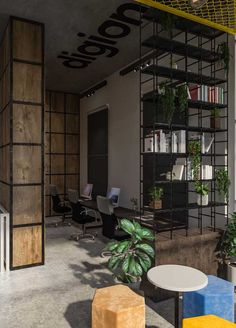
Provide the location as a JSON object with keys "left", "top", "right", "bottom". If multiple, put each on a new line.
{"left": 104, "top": 219, "right": 155, "bottom": 283}
{"left": 222, "top": 212, "right": 236, "bottom": 260}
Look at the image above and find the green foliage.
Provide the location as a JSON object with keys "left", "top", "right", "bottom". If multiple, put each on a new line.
{"left": 217, "top": 42, "right": 231, "bottom": 71}
{"left": 159, "top": 11, "right": 176, "bottom": 37}
{"left": 215, "top": 169, "right": 230, "bottom": 201}
{"left": 104, "top": 219, "right": 155, "bottom": 283}
{"left": 188, "top": 140, "right": 201, "bottom": 180}
{"left": 177, "top": 84, "right": 188, "bottom": 114}
{"left": 195, "top": 182, "right": 209, "bottom": 196}
{"left": 222, "top": 212, "right": 236, "bottom": 260}
{"left": 130, "top": 197, "right": 138, "bottom": 207}
{"left": 159, "top": 84, "right": 175, "bottom": 125}
{"left": 149, "top": 186, "right": 164, "bottom": 201}
{"left": 211, "top": 108, "right": 220, "bottom": 118}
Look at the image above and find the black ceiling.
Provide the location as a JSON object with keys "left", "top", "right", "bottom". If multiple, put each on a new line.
{"left": 0, "top": 0, "right": 145, "bottom": 93}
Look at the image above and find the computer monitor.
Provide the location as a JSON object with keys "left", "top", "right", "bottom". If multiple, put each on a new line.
{"left": 107, "top": 187, "right": 121, "bottom": 207}
{"left": 81, "top": 184, "right": 93, "bottom": 200}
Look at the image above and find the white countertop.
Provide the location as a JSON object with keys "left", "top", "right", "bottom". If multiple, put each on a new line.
{"left": 147, "top": 265, "right": 208, "bottom": 292}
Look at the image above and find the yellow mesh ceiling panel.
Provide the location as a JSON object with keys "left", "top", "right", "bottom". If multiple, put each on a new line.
{"left": 135, "top": 0, "right": 236, "bottom": 34}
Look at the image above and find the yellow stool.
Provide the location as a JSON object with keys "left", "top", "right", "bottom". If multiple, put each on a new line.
{"left": 183, "top": 315, "right": 236, "bottom": 328}
{"left": 92, "top": 285, "right": 145, "bottom": 328}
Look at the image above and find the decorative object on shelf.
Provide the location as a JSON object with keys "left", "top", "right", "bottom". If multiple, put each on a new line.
{"left": 130, "top": 197, "right": 138, "bottom": 214}
{"left": 104, "top": 219, "right": 155, "bottom": 285}
{"left": 189, "top": 0, "right": 208, "bottom": 9}
{"left": 149, "top": 186, "right": 164, "bottom": 209}
{"left": 215, "top": 169, "right": 230, "bottom": 201}
{"left": 211, "top": 108, "right": 221, "bottom": 129}
{"left": 217, "top": 42, "right": 231, "bottom": 71}
{"left": 159, "top": 84, "right": 175, "bottom": 125}
{"left": 221, "top": 212, "right": 236, "bottom": 285}
{"left": 195, "top": 182, "right": 209, "bottom": 206}
{"left": 177, "top": 84, "right": 189, "bottom": 114}
{"left": 188, "top": 140, "right": 201, "bottom": 180}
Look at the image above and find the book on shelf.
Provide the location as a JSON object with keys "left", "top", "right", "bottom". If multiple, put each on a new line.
{"left": 172, "top": 164, "right": 184, "bottom": 180}
{"left": 189, "top": 84, "right": 224, "bottom": 104}
{"left": 144, "top": 135, "right": 154, "bottom": 153}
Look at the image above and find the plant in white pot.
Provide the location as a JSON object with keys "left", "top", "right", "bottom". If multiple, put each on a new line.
{"left": 195, "top": 182, "right": 209, "bottom": 206}
{"left": 221, "top": 212, "right": 236, "bottom": 285}
{"left": 103, "top": 219, "right": 155, "bottom": 288}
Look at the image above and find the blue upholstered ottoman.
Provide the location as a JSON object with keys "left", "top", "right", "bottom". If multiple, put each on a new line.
{"left": 183, "top": 275, "right": 234, "bottom": 322}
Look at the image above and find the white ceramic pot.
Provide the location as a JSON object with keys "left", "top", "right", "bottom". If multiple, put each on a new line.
{"left": 227, "top": 262, "right": 236, "bottom": 285}
{"left": 197, "top": 194, "right": 208, "bottom": 206}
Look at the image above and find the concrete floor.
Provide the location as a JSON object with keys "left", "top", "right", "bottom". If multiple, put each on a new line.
{"left": 0, "top": 222, "right": 174, "bottom": 328}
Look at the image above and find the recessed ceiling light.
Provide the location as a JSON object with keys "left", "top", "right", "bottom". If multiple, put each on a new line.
{"left": 189, "top": 0, "right": 207, "bottom": 9}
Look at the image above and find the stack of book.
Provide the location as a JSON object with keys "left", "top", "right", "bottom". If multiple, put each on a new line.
{"left": 144, "top": 130, "right": 186, "bottom": 153}
{"left": 189, "top": 84, "right": 224, "bottom": 104}
{"left": 175, "top": 158, "right": 213, "bottom": 181}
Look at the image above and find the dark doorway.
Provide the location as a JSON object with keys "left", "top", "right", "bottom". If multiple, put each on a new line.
{"left": 88, "top": 107, "right": 108, "bottom": 198}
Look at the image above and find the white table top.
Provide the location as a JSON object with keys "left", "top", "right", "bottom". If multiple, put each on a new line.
{"left": 147, "top": 265, "right": 208, "bottom": 292}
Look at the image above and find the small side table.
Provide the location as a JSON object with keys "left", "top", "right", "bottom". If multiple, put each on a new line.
{"left": 147, "top": 265, "right": 208, "bottom": 328}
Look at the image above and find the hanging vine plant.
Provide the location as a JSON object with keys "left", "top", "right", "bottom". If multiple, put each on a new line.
{"left": 217, "top": 42, "right": 231, "bottom": 71}
{"left": 176, "top": 84, "right": 189, "bottom": 115}
{"left": 159, "top": 84, "right": 175, "bottom": 125}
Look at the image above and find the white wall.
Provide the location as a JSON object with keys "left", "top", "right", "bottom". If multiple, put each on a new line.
{"left": 80, "top": 70, "right": 140, "bottom": 208}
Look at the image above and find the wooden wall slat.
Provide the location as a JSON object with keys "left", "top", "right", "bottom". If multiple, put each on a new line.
{"left": 45, "top": 91, "right": 80, "bottom": 216}
{"left": 13, "top": 145, "right": 42, "bottom": 184}
{"left": 13, "top": 104, "right": 41, "bottom": 143}
{"left": 13, "top": 20, "right": 42, "bottom": 63}
{"left": 13, "top": 186, "right": 42, "bottom": 225}
{"left": 13, "top": 62, "right": 42, "bottom": 103}
{"left": 12, "top": 226, "right": 42, "bottom": 268}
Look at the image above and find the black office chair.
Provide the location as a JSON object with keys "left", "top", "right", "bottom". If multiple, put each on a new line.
{"left": 68, "top": 189, "right": 96, "bottom": 240}
{"left": 96, "top": 196, "right": 129, "bottom": 241}
{"left": 49, "top": 185, "right": 71, "bottom": 227}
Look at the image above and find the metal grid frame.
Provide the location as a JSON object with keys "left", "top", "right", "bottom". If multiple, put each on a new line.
{"left": 45, "top": 90, "right": 80, "bottom": 217}
{"left": 139, "top": 8, "right": 229, "bottom": 238}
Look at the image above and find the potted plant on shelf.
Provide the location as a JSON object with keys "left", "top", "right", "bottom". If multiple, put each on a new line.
{"left": 221, "top": 212, "right": 236, "bottom": 285}
{"left": 215, "top": 169, "right": 230, "bottom": 202}
{"left": 210, "top": 108, "right": 221, "bottom": 129}
{"left": 195, "top": 182, "right": 209, "bottom": 206}
{"left": 149, "top": 186, "right": 164, "bottom": 209}
{"left": 104, "top": 219, "right": 155, "bottom": 288}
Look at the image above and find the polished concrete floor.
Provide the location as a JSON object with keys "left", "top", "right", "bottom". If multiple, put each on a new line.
{"left": 0, "top": 222, "right": 174, "bottom": 328}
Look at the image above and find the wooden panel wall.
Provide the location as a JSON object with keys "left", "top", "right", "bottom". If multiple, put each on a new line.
{"left": 0, "top": 24, "right": 10, "bottom": 212}
{"left": 0, "top": 17, "right": 44, "bottom": 270}
{"left": 45, "top": 91, "right": 80, "bottom": 217}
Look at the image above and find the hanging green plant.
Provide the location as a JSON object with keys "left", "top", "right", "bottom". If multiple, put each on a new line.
{"left": 215, "top": 169, "right": 230, "bottom": 201}
{"left": 159, "top": 11, "right": 176, "bottom": 37}
{"left": 176, "top": 84, "right": 188, "bottom": 115}
{"left": 188, "top": 140, "right": 201, "bottom": 180}
{"left": 217, "top": 42, "right": 231, "bottom": 71}
{"left": 159, "top": 84, "right": 175, "bottom": 125}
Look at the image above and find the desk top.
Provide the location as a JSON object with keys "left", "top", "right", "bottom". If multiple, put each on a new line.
{"left": 147, "top": 265, "right": 208, "bottom": 293}
{"left": 79, "top": 199, "right": 137, "bottom": 218}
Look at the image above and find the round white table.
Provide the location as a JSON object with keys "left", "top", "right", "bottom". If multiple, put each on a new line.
{"left": 147, "top": 265, "right": 208, "bottom": 328}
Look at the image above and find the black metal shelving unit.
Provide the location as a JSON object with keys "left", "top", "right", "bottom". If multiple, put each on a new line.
{"left": 139, "top": 8, "right": 228, "bottom": 238}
